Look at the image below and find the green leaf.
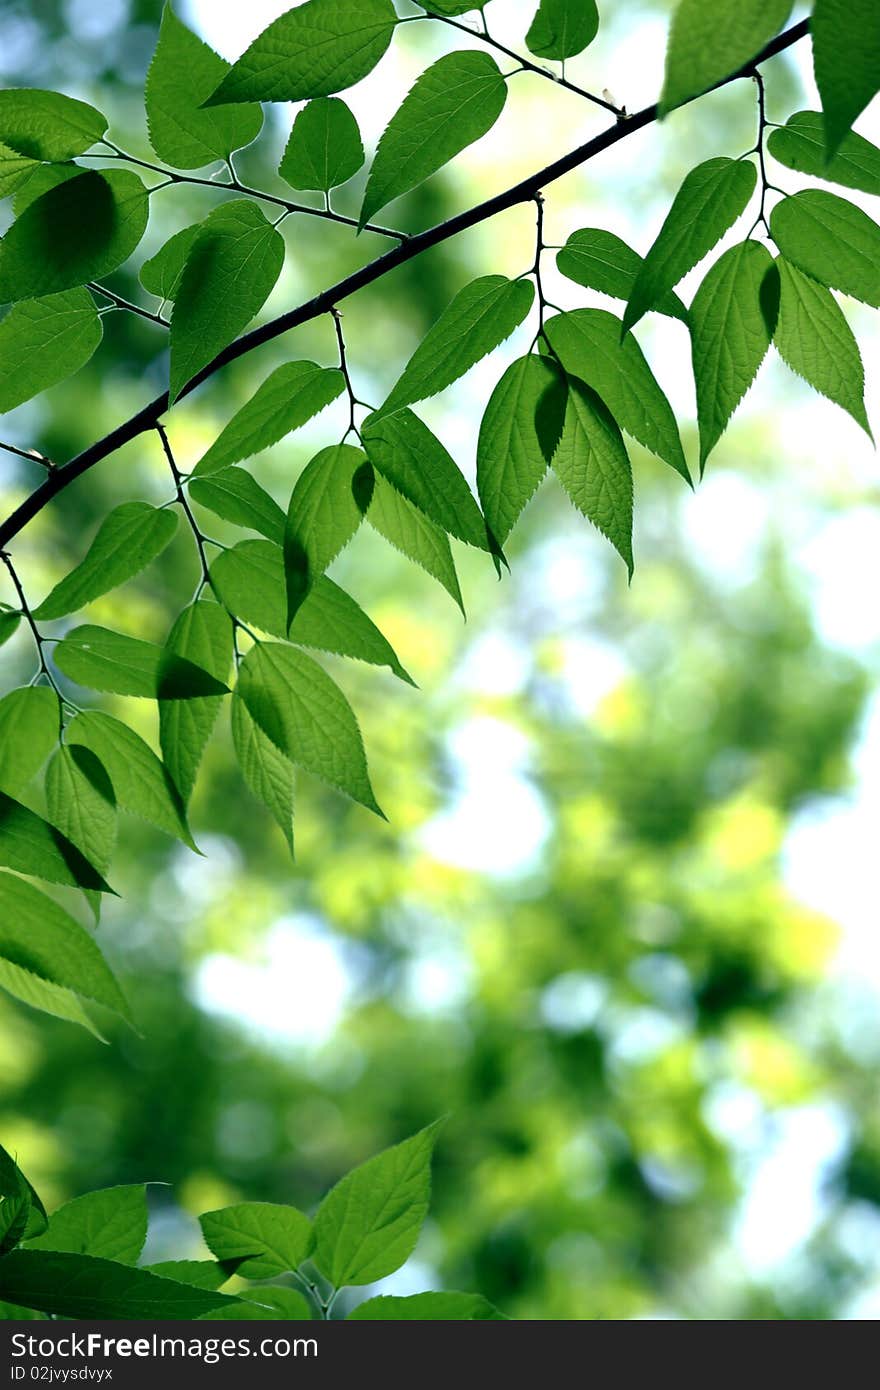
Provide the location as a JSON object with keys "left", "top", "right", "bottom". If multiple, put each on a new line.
{"left": 767, "top": 111, "right": 880, "bottom": 197}
{"left": 312, "top": 1121, "right": 442, "bottom": 1288}
{"left": 419, "top": 1, "right": 481, "bottom": 13}
{"left": 169, "top": 200, "right": 285, "bottom": 404}
{"left": 689, "top": 240, "right": 777, "bottom": 469}
{"left": 159, "top": 601, "right": 233, "bottom": 803}
{"left": 556, "top": 229, "right": 688, "bottom": 322}
{"left": 0, "top": 792, "right": 112, "bottom": 893}
{"left": 238, "top": 641, "right": 382, "bottom": 816}
{"left": 769, "top": 190, "right": 880, "bottom": 308}
{"left": 65, "top": 710, "right": 196, "bottom": 850}
{"left": 0, "top": 870, "right": 128, "bottom": 1020}
{"left": 205, "top": 0, "right": 398, "bottom": 105}
{"left": 0, "top": 608, "right": 21, "bottom": 649}
{"left": 146, "top": 3, "right": 263, "bottom": 170}
{"left": 0, "top": 1149, "right": 41, "bottom": 1257}
{"left": 350, "top": 1292, "right": 506, "bottom": 1320}
{"left": 25, "top": 1186, "right": 147, "bottom": 1265}
{"left": 144, "top": 1260, "right": 229, "bottom": 1290}
{"left": 552, "top": 376, "right": 634, "bottom": 576}
{"left": 476, "top": 355, "right": 567, "bottom": 547}
{"left": 211, "top": 539, "right": 413, "bottom": 682}
{"left": 526, "top": 0, "right": 599, "bottom": 60}
{"left": 362, "top": 409, "right": 491, "bottom": 551}
{"left": 0, "top": 170, "right": 149, "bottom": 305}
{"left": 366, "top": 474, "right": 463, "bottom": 613}
{"left": 280, "top": 97, "right": 364, "bottom": 192}
{"left": 189, "top": 467, "right": 285, "bottom": 542}
{"left": 774, "top": 256, "right": 872, "bottom": 437}
{"left": 812, "top": 0, "right": 880, "bottom": 157}
{"left": 543, "top": 309, "right": 689, "bottom": 483}
{"left": 45, "top": 746, "right": 117, "bottom": 890}
{"left": 201, "top": 1286, "right": 313, "bottom": 1320}
{"left": 0, "top": 1250, "right": 239, "bottom": 1319}
{"left": 33, "top": 502, "right": 178, "bottom": 620}
{"left": 139, "top": 224, "right": 199, "bottom": 302}
{"left": 0, "top": 687, "right": 60, "bottom": 797}
{"left": 12, "top": 163, "right": 82, "bottom": 216}
{"left": 230, "top": 691, "right": 295, "bottom": 853}
{"left": 0, "top": 959, "right": 100, "bottom": 1036}
{"left": 0, "top": 142, "right": 39, "bottom": 201}
{"left": 622, "top": 158, "right": 757, "bottom": 335}
{"left": 380, "top": 276, "right": 535, "bottom": 416}
{"left": 284, "top": 442, "right": 369, "bottom": 618}
{"left": 0, "top": 89, "right": 107, "bottom": 161}
{"left": 360, "top": 52, "right": 507, "bottom": 227}
{"left": 0, "top": 289, "right": 103, "bottom": 413}
{"left": 661, "top": 0, "right": 792, "bottom": 112}
{"left": 54, "top": 625, "right": 230, "bottom": 700}
{"left": 200, "top": 1202, "right": 313, "bottom": 1280}
{"left": 192, "top": 361, "right": 345, "bottom": 476}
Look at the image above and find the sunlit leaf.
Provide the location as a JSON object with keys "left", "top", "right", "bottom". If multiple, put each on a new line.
{"left": 476, "top": 354, "right": 567, "bottom": 546}
{"left": 526, "top": 0, "right": 599, "bottom": 61}
{"left": 770, "top": 190, "right": 880, "bottom": 307}
{"left": 192, "top": 361, "right": 344, "bottom": 476}
{"left": 159, "top": 601, "right": 233, "bottom": 803}
{"left": 280, "top": 97, "right": 363, "bottom": 192}
{"left": 200, "top": 1203, "right": 312, "bottom": 1280}
{"left": 54, "top": 625, "right": 230, "bottom": 700}
{"left": 0, "top": 88, "right": 107, "bottom": 161}
{"left": 812, "top": 0, "right": 880, "bottom": 157}
{"left": 774, "top": 256, "right": 872, "bottom": 436}
{"left": 551, "top": 375, "right": 634, "bottom": 576}
{"left": 556, "top": 229, "right": 688, "bottom": 322}
{"left": 767, "top": 111, "right": 880, "bottom": 196}
{"left": 25, "top": 1186, "right": 147, "bottom": 1265}
{"left": 661, "top": 0, "right": 792, "bottom": 112}
{"left": 34, "top": 502, "right": 178, "bottom": 620}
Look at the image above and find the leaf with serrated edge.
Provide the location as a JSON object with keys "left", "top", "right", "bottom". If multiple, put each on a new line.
{"left": 0, "top": 1250, "right": 240, "bottom": 1320}
{"left": 146, "top": 3, "right": 262, "bottom": 169}
{"left": 139, "top": 224, "right": 199, "bottom": 302}
{"left": 54, "top": 625, "right": 229, "bottom": 700}
{"left": 770, "top": 190, "right": 880, "bottom": 308}
{"left": 556, "top": 229, "right": 687, "bottom": 322}
{"left": 189, "top": 469, "right": 285, "bottom": 543}
{"left": 690, "top": 240, "right": 777, "bottom": 469}
{"left": 543, "top": 310, "right": 689, "bottom": 483}
{"left": 45, "top": 746, "right": 116, "bottom": 884}
{"left": 66, "top": 711, "right": 196, "bottom": 850}
{"left": 381, "top": 276, "right": 535, "bottom": 416}
{"left": 231, "top": 692, "right": 295, "bottom": 852}
{"left": 661, "top": 0, "right": 792, "bottom": 112}
{"left": 0, "top": 871, "right": 128, "bottom": 1020}
{"left": 34, "top": 502, "right": 178, "bottom": 620}
{"left": 280, "top": 97, "right": 364, "bottom": 192}
{"left": 350, "top": 1292, "right": 506, "bottom": 1319}
{"left": 0, "top": 89, "right": 107, "bottom": 162}
{"left": 360, "top": 52, "right": 506, "bottom": 227}
{"left": 774, "top": 256, "right": 872, "bottom": 437}
{"left": 169, "top": 200, "right": 284, "bottom": 403}
{"left": 0, "top": 687, "right": 60, "bottom": 797}
{"left": 284, "top": 443, "right": 368, "bottom": 618}
{"left": 477, "top": 355, "right": 567, "bottom": 546}
{"left": 552, "top": 376, "right": 634, "bottom": 575}
{"left": 526, "top": 0, "right": 599, "bottom": 61}
{"left": 0, "top": 170, "right": 149, "bottom": 305}
{"left": 0, "top": 290, "right": 103, "bottom": 413}
{"left": 312, "top": 1121, "right": 442, "bottom": 1287}
{"left": 25, "top": 1187, "right": 147, "bottom": 1265}
{"left": 767, "top": 112, "right": 880, "bottom": 197}
{"left": 200, "top": 1203, "right": 312, "bottom": 1280}
{"left": 160, "top": 601, "right": 233, "bottom": 803}
{"left": 812, "top": 0, "right": 880, "bottom": 157}
{"left": 238, "top": 641, "right": 382, "bottom": 815}
{"left": 366, "top": 474, "right": 463, "bottom": 613}
{"left": 0, "top": 792, "right": 112, "bottom": 893}
{"left": 192, "top": 362, "right": 344, "bottom": 476}
{"left": 622, "top": 158, "right": 757, "bottom": 334}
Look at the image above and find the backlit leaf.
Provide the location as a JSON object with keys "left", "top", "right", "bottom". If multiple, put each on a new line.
{"left": 34, "top": 502, "right": 178, "bottom": 620}
{"left": 146, "top": 3, "right": 263, "bottom": 170}
{"left": 45, "top": 746, "right": 117, "bottom": 889}
{"left": 0, "top": 687, "right": 59, "bottom": 797}
{"left": 0, "top": 170, "right": 149, "bottom": 305}
{"left": 189, "top": 468, "right": 285, "bottom": 543}
{"left": 169, "top": 200, "right": 284, "bottom": 403}
{"left": 238, "top": 641, "right": 382, "bottom": 815}
{"left": 551, "top": 375, "right": 634, "bottom": 576}
{"left": 139, "top": 224, "right": 199, "bottom": 302}
{"left": 556, "top": 228, "right": 688, "bottom": 322}
{"left": 54, "top": 625, "right": 229, "bottom": 700}
{"left": 0, "top": 1250, "right": 239, "bottom": 1319}
{"left": 200, "top": 1203, "right": 312, "bottom": 1280}
{"left": 312, "top": 1121, "right": 442, "bottom": 1287}
{"left": 381, "top": 276, "right": 535, "bottom": 416}
{"left": 350, "top": 1292, "right": 506, "bottom": 1319}
{"left": 622, "top": 158, "right": 757, "bottom": 334}
{"left": 0, "top": 89, "right": 107, "bottom": 161}
{"left": 25, "top": 1187, "right": 147, "bottom": 1265}
{"left": 159, "top": 601, "right": 233, "bottom": 803}
{"left": 205, "top": 0, "right": 398, "bottom": 105}
{"left": 280, "top": 97, "right": 364, "bottom": 192}
{"left": 360, "top": 52, "right": 507, "bottom": 227}
{"left": 192, "top": 361, "right": 344, "bottom": 476}
{"left": 770, "top": 190, "right": 880, "bottom": 307}
{"left": 0, "top": 792, "right": 112, "bottom": 893}
{"left": 526, "top": 0, "right": 599, "bottom": 61}
{"left": 0, "top": 289, "right": 103, "bottom": 413}
{"left": 0, "top": 143, "right": 39, "bottom": 201}
{"left": 774, "top": 256, "right": 872, "bottom": 436}
{"left": 284, "top": 442, "right": 369, "bottom": 617}
{"left": 767, "top": 111, "right": 880, "bottom": 196}
{"left": 661, "top": 0, "right": 792, "bottom": 112}
{"left": 477, "top": 354, "right": 567, "bottom": 546}
{"left": 230, "top": 691, "right": 295, "bottom": 852}
{"left": 365, "top": 474, "right": 463, "bottom": 613}
{"left": 812, "top": 0, "right": 880, "bottom": 157}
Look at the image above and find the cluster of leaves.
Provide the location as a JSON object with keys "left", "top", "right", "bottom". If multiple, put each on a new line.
{"left": 0, "top": 1125, "right": 504, "bottom": 1320}
{"left": 0, "top": 0, "right": 877, "bottom": 1043}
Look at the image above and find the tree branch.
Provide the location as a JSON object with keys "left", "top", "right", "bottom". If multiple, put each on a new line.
{"left": 0, "top": 18, "right": 810, "bottom": 551}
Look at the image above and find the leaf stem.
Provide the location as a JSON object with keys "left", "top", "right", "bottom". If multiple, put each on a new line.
{"left": 428, "top": 10, "right": 624, "bottom": 117}
{"left": 89, "top": 282, "right": 170, "bottom": 327}
{"left": 330, "top": 307, "right": 363, "bottom": 441}
{"left": 155, "top": 421, "right": 212, "bottom": 595}
{"left": 92, "top": 141, "right": 408, "bottom": 242}
{"left": 0, "top": 551, "right": 66, "bottom": 711}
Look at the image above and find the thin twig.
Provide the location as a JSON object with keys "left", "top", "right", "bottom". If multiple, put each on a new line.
{"left": 428, "top": 10, "right": 624, "bottom": 118}
{"left": 0, "top": 18, "right": 811, "bottom": 551}
{"left": 89, "top": 282, "right": 170, "bottom": 327}
{"left": 330, "top": 308, "right": 362, "bottom": 440}
{"left": 0, "top": 440, "right": 54, "bottom": 470}
{"left": 0, "top": 551, "right": 66, "bottom": 712}
{"left": 155, "top": 421, "right": 212, "bottom": 595}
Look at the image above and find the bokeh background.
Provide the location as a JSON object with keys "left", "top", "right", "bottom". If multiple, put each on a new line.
{"left": 1, "top": 0, "right": 879, "bottom": 1319}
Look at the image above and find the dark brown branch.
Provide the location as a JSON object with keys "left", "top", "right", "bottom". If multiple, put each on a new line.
{"left": 0, "top": 18, "right": 810, "bottom": 551}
